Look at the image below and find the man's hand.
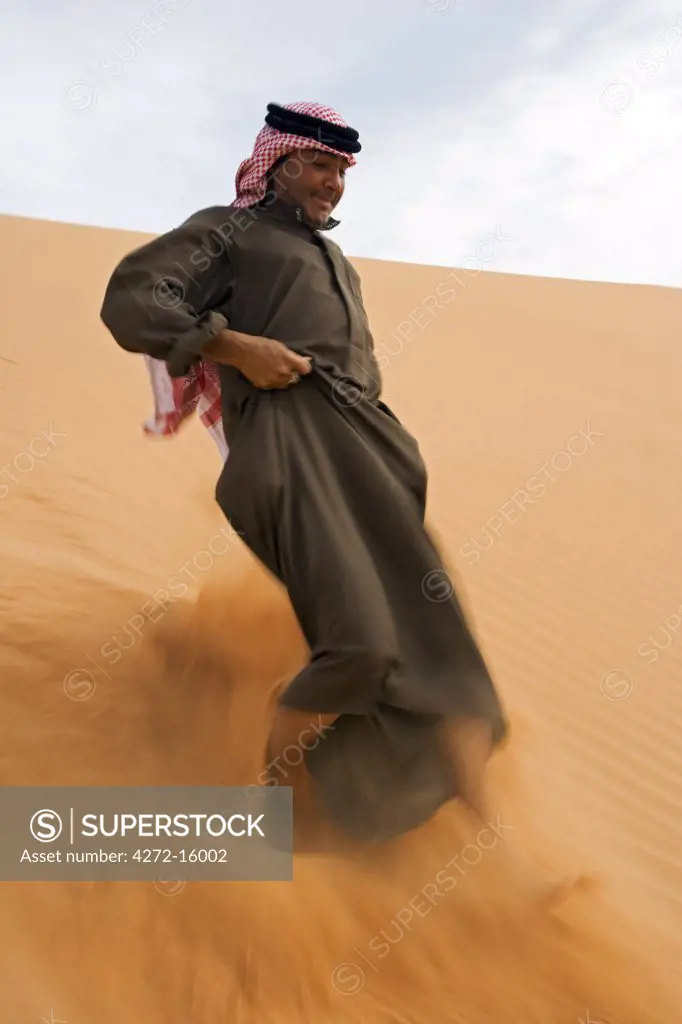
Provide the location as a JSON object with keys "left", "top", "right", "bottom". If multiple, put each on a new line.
{"left": 205, "top": 329, "right": 312, "bottom": 389}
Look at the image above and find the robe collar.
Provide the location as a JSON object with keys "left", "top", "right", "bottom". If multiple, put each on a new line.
{"left": 252, "top": 192, "right": 340, "bottom": 232}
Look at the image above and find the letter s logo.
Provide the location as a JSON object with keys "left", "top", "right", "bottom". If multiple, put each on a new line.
{"left": 30, "top": 809, "right": 63, "bottom": 843}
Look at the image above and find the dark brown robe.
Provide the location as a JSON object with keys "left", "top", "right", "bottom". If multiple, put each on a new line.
{"left": 101, "top": 195, "right": 507, "bottom": 842}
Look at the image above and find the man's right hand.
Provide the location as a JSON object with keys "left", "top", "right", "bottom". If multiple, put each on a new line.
{"left": 205, "top": 329, "right": 313, "bottom": 389}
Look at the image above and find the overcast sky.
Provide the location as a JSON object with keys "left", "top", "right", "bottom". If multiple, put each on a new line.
{"left": 1, "top": 0, "right": 680, "bottom": 286}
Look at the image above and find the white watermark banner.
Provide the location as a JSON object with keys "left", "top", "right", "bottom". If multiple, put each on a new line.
{"left": 1, "top": 786, "right": 292, "bottom": 881}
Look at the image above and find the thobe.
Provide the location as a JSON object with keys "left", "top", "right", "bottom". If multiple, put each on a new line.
{"left": 101, "top": 194, "right": 507, "bottom": 841}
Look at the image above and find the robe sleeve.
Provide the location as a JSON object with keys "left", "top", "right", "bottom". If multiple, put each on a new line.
{"left": 100, "top": 211, "right": 233, "bottom": 378}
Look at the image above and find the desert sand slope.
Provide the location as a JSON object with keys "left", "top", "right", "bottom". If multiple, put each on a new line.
{"left": 1, "top": 211, "right": 682, "bottom": 1022}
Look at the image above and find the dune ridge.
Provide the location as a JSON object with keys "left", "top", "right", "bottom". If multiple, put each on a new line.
{"left": 1, "top": 212, "right": 681, "bottom": 1022}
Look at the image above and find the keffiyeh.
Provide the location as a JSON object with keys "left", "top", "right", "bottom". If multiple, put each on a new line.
{"left": 232, "top": 100, "right": 359, "bottom": 210}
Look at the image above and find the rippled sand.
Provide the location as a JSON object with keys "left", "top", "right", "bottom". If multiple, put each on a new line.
{"left": 1, "top": 212, "right": 681, "bottom": 1022}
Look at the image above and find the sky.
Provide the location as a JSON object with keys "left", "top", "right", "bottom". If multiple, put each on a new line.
{"left": 1, "top": 0, "right": 681, "bottom": 286}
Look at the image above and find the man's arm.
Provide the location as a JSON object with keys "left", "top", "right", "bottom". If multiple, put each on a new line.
{"left": 100, "top": 210, "right": 235, "bottom": 378}
{"left": 101, "top": 208, "right": 313, "bottom": 387}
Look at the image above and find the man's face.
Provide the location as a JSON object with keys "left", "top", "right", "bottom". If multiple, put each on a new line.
{"left": 272, "top": 148, "right": 347, "bottom": 228}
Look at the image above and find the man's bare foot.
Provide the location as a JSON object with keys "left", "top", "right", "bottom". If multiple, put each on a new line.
{"left": 502, "top": 840, "right": 592, "bottom": 909}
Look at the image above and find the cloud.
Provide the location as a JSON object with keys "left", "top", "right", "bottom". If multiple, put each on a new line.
{"left": 1, "top": 0, "right": 680, "bottom": 286}
{"left": 338, "top": 0, "right": 682, "bottom": 286}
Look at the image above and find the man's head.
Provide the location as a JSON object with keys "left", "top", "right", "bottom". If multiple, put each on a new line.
{"left": 269, "top": 147, "right": 348, "bottom": 228}
{"left": 232, "top": 101, "right": 361, "bottom": 228}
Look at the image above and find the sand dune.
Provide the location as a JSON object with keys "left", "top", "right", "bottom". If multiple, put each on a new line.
{"left": 1, "top": 211, "right": 682, "bottom": 1022}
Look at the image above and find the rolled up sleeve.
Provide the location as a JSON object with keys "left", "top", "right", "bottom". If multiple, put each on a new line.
{"left": 100, "top": 211, "right": 233, "bottom": 377}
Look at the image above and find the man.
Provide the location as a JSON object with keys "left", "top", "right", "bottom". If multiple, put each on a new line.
{"left": 100, "top": 100, "right": 507, "bottom": 843}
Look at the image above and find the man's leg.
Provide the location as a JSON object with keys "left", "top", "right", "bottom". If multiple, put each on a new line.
{"left": 445, "top": 716, "right": 495, "bottom": 821}
{"left": 444, "top": 717, "right": 586, "bottom": 905}
{"left": 261, "top": 685, "right": 342, "bottom": 849}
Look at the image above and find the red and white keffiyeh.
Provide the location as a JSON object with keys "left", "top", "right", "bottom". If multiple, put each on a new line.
{"left": 142, "top": 355, "right": 227, "bottom": 459}
{"left": 232, "top": 100, "right": 357, "bottom": 209}
{"left": 142, "top": 101, "right": 356, "bottom": 461}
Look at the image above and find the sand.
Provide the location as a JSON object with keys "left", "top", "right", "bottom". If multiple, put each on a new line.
{"left": 1, "top": 210, "right": 682, "bottom": 1022}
